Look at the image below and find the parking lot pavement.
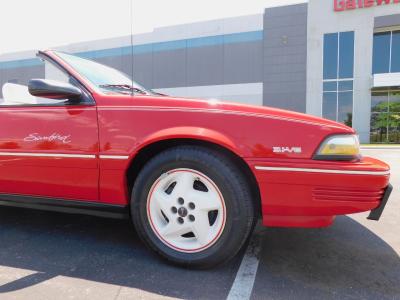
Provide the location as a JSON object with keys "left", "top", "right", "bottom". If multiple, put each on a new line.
{"left": 0, "top": 149, "right": 398, "bottom": 300}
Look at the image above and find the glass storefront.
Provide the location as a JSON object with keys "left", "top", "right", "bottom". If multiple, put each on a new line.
{"left": 371, "top": 30, "right": 400, "bottom": 144}
{"left": 370, "top": 91, "right": 400, "bottom": 143}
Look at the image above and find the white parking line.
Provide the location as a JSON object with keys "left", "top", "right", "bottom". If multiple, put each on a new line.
{"left": 227, "top": 229, "right": 262, "bottom": 300}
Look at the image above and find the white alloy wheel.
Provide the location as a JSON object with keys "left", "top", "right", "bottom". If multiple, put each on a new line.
{"left": 147, "top": 168, "right": 226, "bottom": 253}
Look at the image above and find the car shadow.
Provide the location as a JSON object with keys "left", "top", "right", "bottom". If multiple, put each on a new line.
{"left": 252, "top": 216, "right": 400, "bottom": 300}
{"left": 0, "top": 206, "right": 241, "bottom": 299}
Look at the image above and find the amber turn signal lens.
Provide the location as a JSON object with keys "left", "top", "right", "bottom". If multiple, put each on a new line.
{"left": 315, "top": 135, "right": 360, "bottom": 160}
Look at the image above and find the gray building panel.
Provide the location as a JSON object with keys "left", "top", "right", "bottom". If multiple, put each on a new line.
{"left": 186, "top": 45, "right": 224, "bottom": 86}
{"left": 223, "top": 41, "right": 263, "bottom": 84}
{"left": 264, "top": 3, "right": 308, "bottom": 16}
{"left": 96, "top": 54, "right": 124, "bottom": 72}
{"left": 120, "top": 54, "right": 133, "bottom": 83}
{"left": 153, "top": 49, "right": 187, "bottom": 88}
{"left": 264, "top": 91, "right": 306, "bottom": 112}
{"left": 263, "top": 53, "right": 308, "bottom": 66}
{"left": 264, "top": 81, "right": 306, "bottom": 93}
{"left": 125, "top": 41, "right": 265, "bottom": 89}
{"left": 264, "top": 45, "right": 308, "bottom": 57}
{"left": 132, "top": 53, "right": 153, "bottom": 88}
{"left": 263, "top": 3, "right": 308, "bottom": 113}
{"left": 265, "top": 15, "right": 307, "bottom": 30}
{"left": 265, "top": 63, "right": 307, "bottom": 74}
{"left": 264, "top": 36, "right": 308, "bottom": 48}
{"left": 264, "top": 26, "right": 307, "bottom": 40}
{"left": 375, "top": 13, "right": 400, "bottom": 28}
{"left": 264, "top": 71, "right": 307, "bottom": 83}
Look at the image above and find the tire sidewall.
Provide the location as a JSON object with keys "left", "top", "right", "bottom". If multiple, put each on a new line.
{"left": 131, "top": 147, "right": 253, "bottom": 267}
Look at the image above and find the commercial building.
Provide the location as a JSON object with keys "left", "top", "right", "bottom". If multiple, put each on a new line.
{"left": 1, "top": 0, "right": 399, "bottom": 143}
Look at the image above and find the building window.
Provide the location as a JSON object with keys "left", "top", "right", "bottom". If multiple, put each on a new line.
{"left": 370, "top": 91, "right": 400, "bottom": 143}
{"left": 322, "top": 31, "right": 354, "bottom": 126}
{"left": 373, "top": 31, "right": 400, "bottom": 74}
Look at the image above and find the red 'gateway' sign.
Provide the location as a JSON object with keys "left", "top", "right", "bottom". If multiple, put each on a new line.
{"left": 334, "top": 0, "right": 399, "bottom": 11}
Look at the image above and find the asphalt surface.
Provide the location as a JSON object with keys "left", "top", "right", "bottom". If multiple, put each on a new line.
{"left": 0, "top": 149, "right": 398, "bottom": 300}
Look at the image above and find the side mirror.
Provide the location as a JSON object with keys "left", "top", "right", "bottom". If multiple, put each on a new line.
{"left": 28, "top": 79, "right": 82, "bottom": 100}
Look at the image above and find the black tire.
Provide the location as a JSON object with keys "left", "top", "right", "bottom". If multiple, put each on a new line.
{"left": 131, "top": 145, "right": 256, "bottom": 269}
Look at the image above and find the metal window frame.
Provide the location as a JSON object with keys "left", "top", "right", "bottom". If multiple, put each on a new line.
{"left": 372, "top": 30, "right": 400, "bottom": 74}
{"left": 322, "top": 32, "right": 355, "bottom": 123}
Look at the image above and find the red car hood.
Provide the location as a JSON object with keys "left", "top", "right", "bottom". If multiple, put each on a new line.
{"left": 99, "top": 93, "right": 354, "bottom": 132}
{"left": 152, "top": 95, "right": 354, "bottom": 132}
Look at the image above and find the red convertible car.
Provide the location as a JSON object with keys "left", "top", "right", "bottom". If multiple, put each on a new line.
{"left": 0, "top": 50, "right": 392, "bottom": 268}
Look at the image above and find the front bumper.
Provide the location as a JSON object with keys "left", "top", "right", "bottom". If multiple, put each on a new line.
{"left": 247, "top": 156, "right": 391, "bottom": 228}
{"left": 367, "top": 184, "right": 393, "bottom": 221}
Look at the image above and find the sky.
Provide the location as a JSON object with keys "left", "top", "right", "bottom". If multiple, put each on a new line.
{"left": 0, "top": 0, "right": 306, "bottom": 55}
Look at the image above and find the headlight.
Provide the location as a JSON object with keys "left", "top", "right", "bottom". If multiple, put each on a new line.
{"left": 314, "top": 134, "right": 360, "bottom": 161}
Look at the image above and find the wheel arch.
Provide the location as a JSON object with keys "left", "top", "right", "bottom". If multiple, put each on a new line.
{"left": 126, "top": 135, "right": 261, "bottom": 218}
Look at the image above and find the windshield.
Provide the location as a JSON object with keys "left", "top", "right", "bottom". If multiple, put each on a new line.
{"left": 54, "top": 51, "right": 155, "bottom": 95}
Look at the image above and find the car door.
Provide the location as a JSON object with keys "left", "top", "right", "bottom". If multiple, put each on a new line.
{"left": 0, "top": 56, "right": 99, "bottom": 201}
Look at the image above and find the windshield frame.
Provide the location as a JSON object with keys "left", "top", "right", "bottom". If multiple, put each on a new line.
{"left": 52, "top": 50, "right": 156, "bottom": 96}
{"left": 36, "top": 51, "right": 96, "bottom": 105}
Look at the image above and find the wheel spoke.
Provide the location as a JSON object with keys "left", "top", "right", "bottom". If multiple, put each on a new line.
{"left": 187, "top": 190, "right": 222, "bottom": 211}
{"left": 171, "top": 172, "right": 194, "bottom": 198}
{"left": 153, "top": 189, "right": 174, "bottom": 219}
{"left": 191, "top": 211, "right": 211, "bottom": 246}
{"left": 160, "top": 221, "right": 191, "bottom": 238}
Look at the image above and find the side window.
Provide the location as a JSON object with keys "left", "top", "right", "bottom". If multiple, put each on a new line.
{"left": 0, "top": 56, "right": 85, "bottom": 106}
